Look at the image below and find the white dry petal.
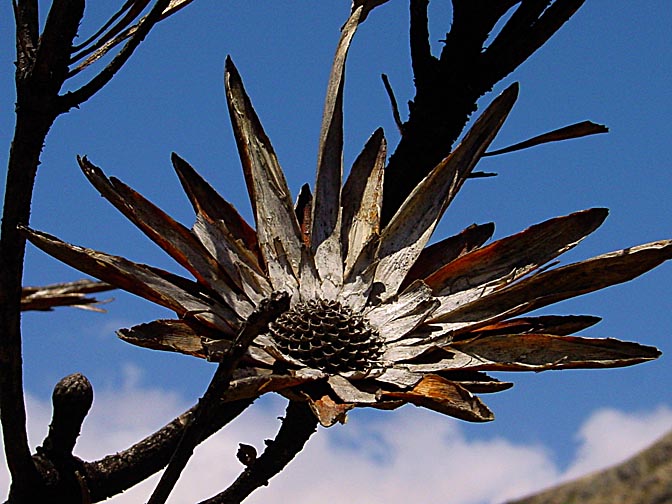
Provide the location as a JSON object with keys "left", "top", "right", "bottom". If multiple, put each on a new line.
{"left": 337, "top": 263, "right": 375, "bottom": 312}
{"left": 341, "top": 130, "right": 386, "bottom": 278}
{"left": 225, "top": 60, "right": 304, "bottom": 290}
{"left": 298, "top": 245, "right": 321, "bottom": 303}
{"left": 383, "top": 342, "right": 439, "bottom": 362}
{"left": 193, "top": 214, "right": 271, "bottom": 305}
{"left": 328, "top": 375, "right": 378, "bottom": 403}
{"left": 292, "top": 367, "right": 328, "bottom": 380}
{"left": 374, "top": 367, "right": 423, "bottom": 388}
{"left": 366, "top": 280, "right": 439, "bottom": 342}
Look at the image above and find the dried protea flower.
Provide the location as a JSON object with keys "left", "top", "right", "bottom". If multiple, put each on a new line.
{"left": 24, "top": 3, "right": 669, "bottom": 426}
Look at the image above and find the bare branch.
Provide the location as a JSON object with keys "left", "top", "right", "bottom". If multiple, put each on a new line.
{"left": 71, "top": 1, "right": 151, "bottom": 57}
{"left": 69, "top": 0, "right": 197, "bottom": 76}
{"left": 482, "top": 0, "right": 586, "bottom": 85}
{"left": 84, "top": 399, "right": 253, "bottom": 502}
{"left": 409, "top": 0, "right": 434, "bottom": 87}
{"left": 199, "top": 401, "right": 318, "bottom": 504}
{"left": 59, "top": 0, "right": 173, "bottom": 112}
{"left": 2, "top": 1, "right": 85, "bottom": 498}
{"left": 382, "top": 0, "right": 588, "bottom": 224}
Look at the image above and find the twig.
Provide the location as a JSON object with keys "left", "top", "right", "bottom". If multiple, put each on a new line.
{"left": 71, "top": 0, "right": 150, "bottom": 57}
{"left": 381, "top": 73, "right": 404, "bottom": 134}
{"left": 58, "top": 0, "right": 173, "bottom": 112}
{"left": 147, "top": 292, "right": 290, "bottom": 504}
{"left": 198, "top": 400, "right": 318, "bottom": 504}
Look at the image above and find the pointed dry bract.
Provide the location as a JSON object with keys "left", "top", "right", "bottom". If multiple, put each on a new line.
{"left": 21, "top": 279, "right": 112, "bottom": 312}
{"left": 485, "top": 120, "right": 608, "bottom": 157}
{"left": 22, "top": 227, "right": 240, "bottom": 334}
{"left": 382, "top": 375, "right": 494, "bottom": 422}
{"left": 374, "top": 84, "right": 519, "bottom": 300}
{"left": 118, "top": 319, "right": 207, "bottom": 358}
{"left": 447, "top": 334, "right": 661, "bottom": 371}
{"left": 433, "top": 239, "right": 672, "bottom": 328}
{"left": 341, "top": 128, "right": 386, "bottom": 278}
{"left": 403, "top": 222, "right": 495, "bottom": 289}
{"left": 79, "top": 156, "right": 255, "bottom": 318}
{"left": 171, "top": 153, "right": 260, "bottom": 258}
{"left": 225, "top": 57, "right": 305, "bottom": 291}
{"left": 426, "top": 208, "right": 608, "bottom": 296}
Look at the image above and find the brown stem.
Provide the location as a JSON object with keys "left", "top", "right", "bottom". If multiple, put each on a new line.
{"left": 0, "top": 99, "right": 55, "bottom": 501}
{"left": 147, "top": 292, "right": 290, "bottom": 504}
{"left": 83, "top": 399, "right": 253, "bottom": 502}
{"left": 3, "top": 1, "right": 195, "bottom": 499}
{"left": 198, "top": 401, "right": 318, "bottom": 504}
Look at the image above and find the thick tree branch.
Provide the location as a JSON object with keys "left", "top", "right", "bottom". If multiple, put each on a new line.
{"left": 381, "top": 0, "right": 586, "bottom": 224}
{"left": 409, "top": 0, "right": 434, "bottom": 87}
{"left": 13, "top": 0, "right": 39, "bottom": 76}
{"left": 84, "top": 399, "right": 253, "bottom": 502}
{"left": 481, "top": 0, "right": 585, "bottom": 86}
{"left": 2, "top": 2, "right": 85, "bottom": 499}
{"left": 199, "top": 401, "right": 319, "bottom": 504}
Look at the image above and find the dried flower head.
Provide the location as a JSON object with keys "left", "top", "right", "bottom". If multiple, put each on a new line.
{"left": 24, "top": 3, "right": 669, "bottom": 426}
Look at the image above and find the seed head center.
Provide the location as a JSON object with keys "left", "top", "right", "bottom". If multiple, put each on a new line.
{"left": 269, "top": 299, "right": 383, "bottom": 373}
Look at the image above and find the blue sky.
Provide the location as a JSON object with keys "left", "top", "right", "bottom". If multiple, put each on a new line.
{"left": 1, "top": 2, "right": 671, "bottom": 502}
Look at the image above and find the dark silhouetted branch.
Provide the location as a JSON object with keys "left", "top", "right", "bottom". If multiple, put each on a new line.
{"left": 381, "top": 0, "right": 588, "bottom": 224}
{"left": 59, "top": 0, "right": 173, "bottom": 112}
{"left": 2, "top": 1, "right": 197, "bottom": 500}
{"left": 26, "top": 374, "right": 93, "bottom": 502}
{"left": 199, "top": 401, "right": 318, "bottom": 504}
{"left": 1, "top": 2, "right": 85, "bottom": 499}
{"left": 84, "top": 399, "right": 253, "bottom": 502}
{"left": 381, "top": 73, "right": 404, "bottom": 133}
{"left": 40, "top": 373, "right": 94, "bottom": 458}
{"left": 147, "top": 292, "right": 290, "bottom": 504}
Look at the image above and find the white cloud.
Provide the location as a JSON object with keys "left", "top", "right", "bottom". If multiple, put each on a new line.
{"left": 562, "top": 404, "right": 672, "bottom": 481}
{"left": 1, "top": 373, "right": 670, "bottom": 504}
